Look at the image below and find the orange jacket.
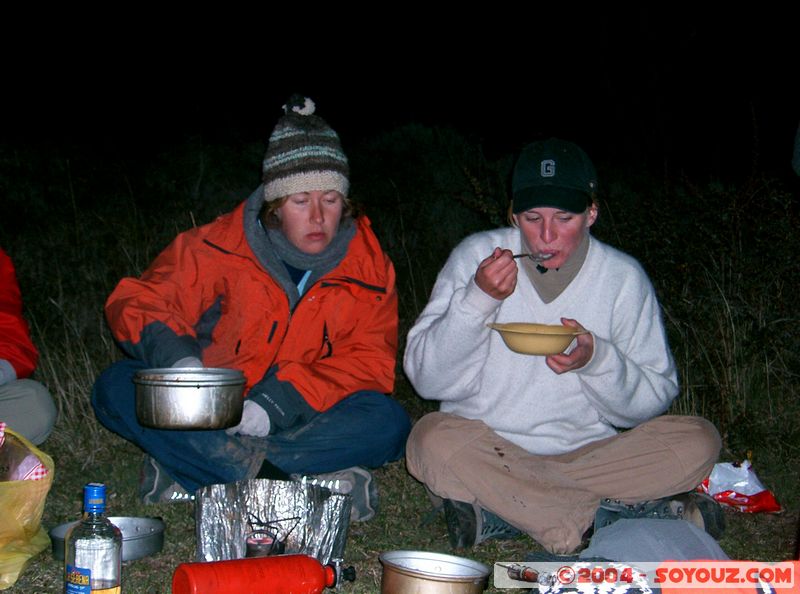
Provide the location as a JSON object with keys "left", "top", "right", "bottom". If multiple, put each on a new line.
{"left": 105, "top": 198, "right": 397, "bottom": 413}
{"left": 0, "top": 248, "right": 39, "bottom": 379}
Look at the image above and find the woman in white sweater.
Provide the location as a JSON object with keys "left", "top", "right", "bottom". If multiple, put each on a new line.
{"left": 404, "top": 139, "right": 721, "bottom": 554}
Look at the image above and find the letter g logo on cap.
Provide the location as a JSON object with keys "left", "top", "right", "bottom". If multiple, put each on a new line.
{"left": 541, "top": 159, "right": 556, "bottom": 177}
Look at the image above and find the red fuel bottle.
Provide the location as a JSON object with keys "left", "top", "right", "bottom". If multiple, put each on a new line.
{"left": 172, "top": 554, "right": 355, "bottom": 594}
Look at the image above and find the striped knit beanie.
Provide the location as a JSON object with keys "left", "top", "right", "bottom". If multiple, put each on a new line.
{"left": 262, "top": 95, "right": 350, "bottom": 202}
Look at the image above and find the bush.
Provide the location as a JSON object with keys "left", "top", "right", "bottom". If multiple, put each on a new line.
{"left": 350, "top": 124, "right": 510, "bottom": 329}
{"left": 595, "top": 172, "right": 800, "bottom": 466}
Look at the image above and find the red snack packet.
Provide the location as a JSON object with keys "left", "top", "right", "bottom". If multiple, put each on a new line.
{"left": 698, "top": 460, "right": 782, "bottom": 513}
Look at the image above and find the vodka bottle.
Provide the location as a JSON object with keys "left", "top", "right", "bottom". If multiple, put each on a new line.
{"left": 65, "top": 483, "right": 122, "bottom": 593}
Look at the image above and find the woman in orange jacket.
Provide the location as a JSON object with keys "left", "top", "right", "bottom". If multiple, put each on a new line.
{"left": 92, "top": 96, "right": 410, "bottom": 521}
{"left": 0, "top": 247, "right": 57, "bottom": 445}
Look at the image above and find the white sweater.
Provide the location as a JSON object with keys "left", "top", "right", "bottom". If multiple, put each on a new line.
{"left": 403, "top": 228, "right": 678, "bottom": 455}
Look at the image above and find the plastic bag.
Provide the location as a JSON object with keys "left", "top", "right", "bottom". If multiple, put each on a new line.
{"left": 698, "top": 460, "right": 782, "bottom": 513}
{"left": 0, "top": 424, "right": 54, "bottom": 590}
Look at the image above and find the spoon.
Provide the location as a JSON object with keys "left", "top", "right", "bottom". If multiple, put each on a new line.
{"left": 512, "top": 253, "right": 554, "bottom": 262}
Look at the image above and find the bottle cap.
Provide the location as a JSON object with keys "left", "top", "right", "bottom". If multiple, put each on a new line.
{"left": 84, "top": 482, "right": 107, "bottom": 513}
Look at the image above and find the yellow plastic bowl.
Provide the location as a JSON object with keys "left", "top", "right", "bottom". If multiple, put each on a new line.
{"left": 488, "top": 323, "right": 586, "bottom": 355}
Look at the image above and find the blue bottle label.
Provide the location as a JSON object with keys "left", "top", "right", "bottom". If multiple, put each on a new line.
{"left": 65, "top": 564, "right": 91, "bottom": 593}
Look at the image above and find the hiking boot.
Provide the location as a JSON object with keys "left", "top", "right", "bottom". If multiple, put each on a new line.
{"left": 299, "top": 466, "right": 378, "bottom": 522}
{"left": 689, "top": 491, "right": 726, "bottom": 539}
{"left": 443, "top": 499, "right": 521, "bottom": 549}
{"left": 139, "top": 456, "right": 195, "bottom": 504}
{"left": 594, "top": 491, "right": 725, "bottom": 539}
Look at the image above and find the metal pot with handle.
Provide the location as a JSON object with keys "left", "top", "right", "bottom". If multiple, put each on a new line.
{"left": 379, "top": 550, "right": 490, "bottom": 594}
{"left": 133, "top": 367, "right": 245, "bottom": 430}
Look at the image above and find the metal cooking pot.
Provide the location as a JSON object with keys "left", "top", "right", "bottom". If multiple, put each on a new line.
{"left": 379, "top": 550, "right": 490, "bottom": 594}
{"left": 133, "top": 367, "right": 245, "bottom": 429}
{"left": 51, "top": 516, "right": 165, "bottom": 562}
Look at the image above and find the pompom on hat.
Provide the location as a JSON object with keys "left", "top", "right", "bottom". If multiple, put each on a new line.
{"left": 262, "top": 94, "right": 350, "bottom": 202}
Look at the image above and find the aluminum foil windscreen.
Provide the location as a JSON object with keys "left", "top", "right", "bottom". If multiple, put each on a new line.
{"left": 196, "top": 478, "right": 351, "bottom": 564}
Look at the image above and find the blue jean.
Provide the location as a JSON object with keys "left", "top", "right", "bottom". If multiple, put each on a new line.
{"left": 91, "top": 359, "right": 411, "bottom": 492}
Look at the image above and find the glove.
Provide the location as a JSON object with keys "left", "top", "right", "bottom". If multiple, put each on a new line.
{"left": 226, "top": 399, "right": 271, "bottom": 437}
{"left": 172, "top": 356, "right": 204, "bottom": 368}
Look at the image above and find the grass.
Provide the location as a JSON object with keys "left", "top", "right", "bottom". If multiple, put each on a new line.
{"left": 2, "top": 128, "right": 799, "bottom": 592}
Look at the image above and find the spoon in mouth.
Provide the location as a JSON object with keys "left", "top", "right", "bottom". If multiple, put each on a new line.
{"left": 513, "top": 253, "right": 554, "bottom": 263}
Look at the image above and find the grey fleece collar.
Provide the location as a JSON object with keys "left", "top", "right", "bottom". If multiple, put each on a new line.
{"left": 242, "top": 185, "right": 355, "bottom": 309}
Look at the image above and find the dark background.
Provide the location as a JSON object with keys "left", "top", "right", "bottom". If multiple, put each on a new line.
{"left": 4, "top": 8, "right": 797, "bottom": 183}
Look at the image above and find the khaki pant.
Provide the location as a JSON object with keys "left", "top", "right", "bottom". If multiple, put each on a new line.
{"left": 406, "top": 412, "right": 721, "bottom": 554}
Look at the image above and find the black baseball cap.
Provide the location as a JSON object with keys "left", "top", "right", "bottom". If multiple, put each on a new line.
{"left": 512, "top": 138, "right": 598, "bottom": 214}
